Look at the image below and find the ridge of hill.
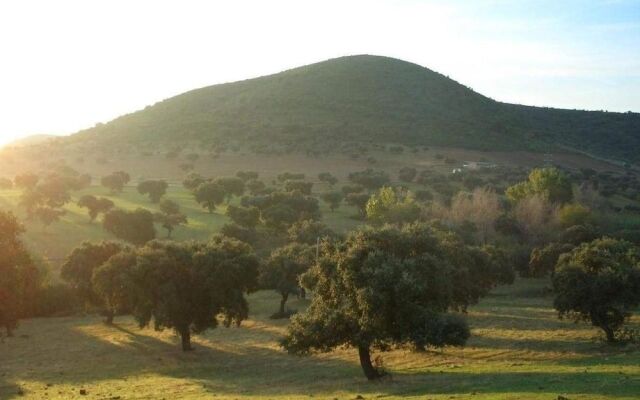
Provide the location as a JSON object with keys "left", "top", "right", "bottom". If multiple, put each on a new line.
{"left": 70, "top": 55, "right": 640, "bottom": 163}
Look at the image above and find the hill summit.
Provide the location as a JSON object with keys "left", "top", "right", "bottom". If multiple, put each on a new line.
{"left": 73, "top": 55, "right": 640, "bottom": 163}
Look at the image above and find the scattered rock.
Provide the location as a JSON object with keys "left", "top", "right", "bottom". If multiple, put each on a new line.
{"left": 355, "top": 396, "right": 365, "bottom": 400}
{"left": 557, "top": 396, "right": 569, "bottom": 400}
{"left": 79, "top": 389, "right": 87, "bottom": 395}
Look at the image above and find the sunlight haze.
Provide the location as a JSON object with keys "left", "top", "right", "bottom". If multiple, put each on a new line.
{"left": 0, "top": 0, "right": 638, "bottom": 145}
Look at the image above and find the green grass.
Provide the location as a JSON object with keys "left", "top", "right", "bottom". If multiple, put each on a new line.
{"left": 2, "top": 279, "right": 639, "bottom": 399}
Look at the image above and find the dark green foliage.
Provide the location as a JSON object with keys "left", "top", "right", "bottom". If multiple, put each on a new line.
{"left": 560, "top": 224, "right": 599, "bottom": 246}
{"left": 553, "top": 238, "right": 640, "bottom": 342}
{"left": 287, "top": 220, "right": 336, "bottom": 245}
{"left": 77, "top": 195, "right": 114, "bottom": 222}
{"left": 236, "top": 171, "right": 259, "bottom": 181}
{"left": 91, "top": 249, "right": 135, "bottom": 324}
{"left": 100, "top": 171, "right": 130, "bottom": 194}
{"left": 0, "top": 211, "right": 38, "bottom": 336}
{"left": 215, "top": 177, "right": 245, "bottom": 202}
{"left": 245, "top": 191, "right": 321, "bottom": 231}
{"left": 529, "top": 242, "right": 575, "bottom": 278}
{"left": 414, "top": 189, "right": 433, "bottom": 202}
{"left": 182, "top": 172, "right": 206, "bottom": 192}
{"left": 130, "top": 238, "right": 259, "bottom": 351}
{"left": 72, "top": 55, "right": 640, "bottom": 163}
{"left": 154, "top": 199, "right": 187, "bottom": 238}
{"left": 282, "top": 224, "right": 502, "bottom": 380}
{"left": 137, "top": 180, "right": 168, "bottom": 203}
{"left": 226, "top": 205, "right": 260, "bottom": 229}
{"left": 320, "top": 191, "right": 343, "bottom": 211}
{"left": 60, "top": 241, "right": 124, "bottom": 306}
{"left": 341, "top": 184, "right": 364, "bottom": 195}
{"left": 345, "top": 193, "right": 370, "bottom": 217}
{"left": 277, "top": 172, "right": 305, "bottom": 182}
{"left": 284, "top": 180, "right": 313, "bottom": 195}
{"left": 398, "top": 167, "right": 417, "bottom": 182}
{"left": 246, "top": 179, "right": 267, "bottom": 195}
{"left": 348, "top": 169, "right": 390, "bottom": 190}
{"left": 318, "top": 172, "right": 338, "bottom": 186}
{"left": 260, "top": 243, "right": 315, "bottom": 316}
{"left": 103, "top": 208, "right": 156, "bottom": 245}
{"left": 194, "top": 182, "right": 225, "bottom": 213}
{"left": 220, "top": 223, "right": 258, "bottom": 245}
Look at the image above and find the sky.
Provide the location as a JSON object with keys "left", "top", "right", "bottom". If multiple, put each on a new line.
{"left": 0, "top": 0, "right": 638, "bottom": 145}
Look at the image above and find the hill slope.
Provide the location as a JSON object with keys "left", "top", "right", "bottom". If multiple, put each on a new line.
{"left": 72, "top": 55, "right": 640, "bottom": 163}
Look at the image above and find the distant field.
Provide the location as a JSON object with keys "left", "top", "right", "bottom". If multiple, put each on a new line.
{"left": 0, "top": 184, "right": 362, "bottom": 277}
{"left": 2, "top": 279, "right": 639, "bottom": 399}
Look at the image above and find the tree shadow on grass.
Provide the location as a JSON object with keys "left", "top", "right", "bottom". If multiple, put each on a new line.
{"left": 3, "top": 315, "right": 640, "bottom": 399}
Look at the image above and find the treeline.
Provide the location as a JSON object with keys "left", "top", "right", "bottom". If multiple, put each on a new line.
{"left": 3, "top": 164, "right": 640, "bottom": 380}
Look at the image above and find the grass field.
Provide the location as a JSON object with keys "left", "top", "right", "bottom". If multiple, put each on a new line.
{"left": 2, "top": 279, "right": 639, "bottom": 399}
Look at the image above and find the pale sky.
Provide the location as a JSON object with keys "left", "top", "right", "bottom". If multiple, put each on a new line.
{"left": 0, "top": 0, "right": 639, "bottom": 145}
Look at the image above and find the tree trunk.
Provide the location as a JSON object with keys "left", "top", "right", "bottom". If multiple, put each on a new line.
{"left": 603, "top": 325, "right": 616, "bottom": 343}
{"left": 358, "top": 345, "right": 380, "bottom": 380}
{"left": 180, "top": 328, "right": 193, "bottom": 351}
{"left": 279, "top": 292, "right": 289, "bottom": 314}
{"left": 105, "top": 310, "right": 114, "bottom": 325}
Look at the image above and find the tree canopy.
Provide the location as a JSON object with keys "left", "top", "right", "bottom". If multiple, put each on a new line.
{"left": 553, "top": 237, "right": 640, "bottom": 342}
{"left": 282, "top": 223, "right": 501, "bottom": 380}
{"left": 129, "top": 237, "right": 259, "bottom": 350}
{"left": 103, "top": 208, "right": 156, "bottom": 245}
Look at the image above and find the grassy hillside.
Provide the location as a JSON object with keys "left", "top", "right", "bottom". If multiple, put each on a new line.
{"left": 2, "top": 279, "right": 639, "bottom": 399}
{"left": 67, "top": 55, "right": 640, "bottom": 163}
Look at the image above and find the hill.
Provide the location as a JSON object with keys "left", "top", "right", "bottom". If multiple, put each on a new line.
{"left": 69, "top": 55, "right": 640, "bottom": 163}
{"left": 3, "top": 134, "right": 58, "bottom": 148}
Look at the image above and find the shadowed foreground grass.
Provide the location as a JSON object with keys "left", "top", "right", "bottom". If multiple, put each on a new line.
{"left": 1, "top": 279, "right": 639, "bottom": 399}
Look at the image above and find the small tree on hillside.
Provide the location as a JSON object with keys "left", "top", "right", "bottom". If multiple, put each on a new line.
{"left": 553, "top": 237, "right": 640, "bottom": 342}
{"left": 154, "top": 199, "right": 187, "bottom": 238}
{"left": 260, "top": 243, "right": 315, "bottom": 317}
{"left": 137, "top": 180, "right": 168, "bottom": 203}
{"left": 103, "top": 208, "right": 156, "bottom": 245}
{"left": 226, "top": 205, "right": 260, "bottom": 229}
{"left": 236, "top": 171, "right": 259, "bottom": 182}
{"left": 320, "top": 191, "right": 343, "bottom": 211}
{"left": 365, "top": 186, "right": 420, "bottom": 225}
{"left": 61, "top": 241, "right": 125, "bottom": 309}
{"left": 183, "top": 173, "right": 206, "bottom": 192}
{"left": 194, "top": 182, "right": 225, "bottom": 213}
{"left": 14, "top": 173, "right": 39, "bottom": 190}
{"left": 0, "top": 211, "right": 38, "bottom": 337}
{"left": 398, "top": 167, "right": 417, "bottom": 182}
{"left": 215, "top": 177, "right": 245, "bottom": 203}
{"left": 506, "top": 167, "right": 573, "bottom": 204}
{"left": 33, "top": 206, "right": 66, "bottom": 230}
{"left": 282, "top": 224, "right": 473, "bottom": 380}
{"left": 284, "top": 180, "right": 313, "bottom": 195}
{"left": 130, "top": 238, "right": 259, "bottom": 351}
{"left": 345, "top": 192, "right": 370, "bottom": 218}
{"left": 318, "top": 172, "right": 338, "bottom": 187}
{"left": 287, "top": 220, "right": 336, "bottom": 245}
{"left": 92, "top": 250, "right": 135, "bottom": 324}
{"left": 77, "top": 195, "right": 114, "bottom": 222}
{"left": 529, "top": 242, "right": 575, "bottom": 278}
{"left": 101, "top": 171, "right": 130, "bottom": 194}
